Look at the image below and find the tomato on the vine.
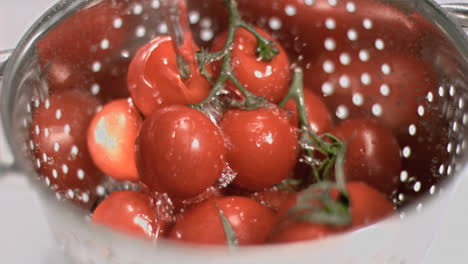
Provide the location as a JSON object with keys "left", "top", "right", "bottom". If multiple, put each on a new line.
{"left": 220, "top": 108, "right": 298, "bottom": 191}
{"left": 127, "top": 36, "right": 211, "bottom": 116}
{"left": 269, "top": 181, "right": 394, "bottom": 243}
{"left": 92, "top": 191, "right": 169, "bottom": 239}
{"left": 136, "top": 105, "right": 226, "bottom": 198}
{"left": 210, "top": 27, "right": 291, "bottom": 103}
{"left": 87, "top": 98, "right": 142, "bottom": 182}
{"left": 330, "top": 118, "right": 401, "bottom": 196}
{"left": 169, "top": 196, "right": 275, "bottom": 245}
{"left": 284, "top": 88, "right": 333, "bottom": 134}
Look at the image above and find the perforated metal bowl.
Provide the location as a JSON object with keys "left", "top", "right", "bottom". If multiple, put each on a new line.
{"left": 2, "top": 0, "right": 468, "bottom": 263}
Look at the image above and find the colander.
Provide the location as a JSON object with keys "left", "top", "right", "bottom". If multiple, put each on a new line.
{"left": 2, "top": 0, "right": 468, "bottom": 263}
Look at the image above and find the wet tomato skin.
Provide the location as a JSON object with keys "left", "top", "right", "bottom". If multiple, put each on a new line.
{"left": 330, "top": 118, "right": 401, "bottom": 196}
{"left": 127, "top": 36, "right": 211, "bottom": 116}
{"left": 284, "top": 88, "right": 333, "bottom": 134}
{"left": 211, "top": 27, "right": 291, "bottom": 103}
{"left": 92, "top": 191, "right": 166, "bottom": 239}
{"left": 31, "top": 90, "right": 103, "bottom": 208}
{"left": 87, "top": 98, "right": 142, "bottom": 182}
{"left": 136, "top": 105, "right": 226, "bottom": 198}
{"left": 345, "top": 182, "right": 394, "bottom": 228}
{"left": 220, "top": 108, "right": 298, "bottom": 191}
{"left": 169, "top": 196, "right": 276, "bottom": 245}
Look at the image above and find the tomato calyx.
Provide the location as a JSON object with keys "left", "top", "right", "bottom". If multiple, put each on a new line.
{"left": 281, "top": 145, "right": 351, "bottom": 227}
{"left": 215, "top": 202, "right": 239, "bottom": 249}
{"left": 280, "top": 69, "right": 345, "bottom": 183}
{"left": 277, "top": 68, "right": 351, "bottom": 227}
{"left": 284, "top": 183, "right": 350, "bottom": 227}
{"left": 191, "top": 0, "right": 278, "bottom": 110}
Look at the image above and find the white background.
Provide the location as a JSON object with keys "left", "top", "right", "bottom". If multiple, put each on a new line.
{"left": 0, "top": 0, "right": 467, "bottom": 263}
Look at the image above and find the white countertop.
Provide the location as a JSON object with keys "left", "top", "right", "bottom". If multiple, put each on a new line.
{"left": 1, "top": 0, "right": 467, "bottom": 263}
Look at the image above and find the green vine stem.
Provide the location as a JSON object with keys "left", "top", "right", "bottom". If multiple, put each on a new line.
{"left": 277, "top": 68, "right": 351, "bottom": 226}
{"left": 215, "top": 203, "right": 239, "bottom": 249}
{"left": 193, "top": 0, "right": 277, "bottom": 109}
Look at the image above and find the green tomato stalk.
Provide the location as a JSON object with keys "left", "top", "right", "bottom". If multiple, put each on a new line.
{"left": 193, "top": 0, "right": 278, "bottom": 110}
{"left": 279, "top": 68, "right": 351, "bottom": 226}
{"left": 216, "top": 203, "right": 239, "bottom": 249}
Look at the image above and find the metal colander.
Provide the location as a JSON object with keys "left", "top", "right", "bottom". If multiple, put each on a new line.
{"left": 2, "top": 0, "right": 468, "bottom": 263}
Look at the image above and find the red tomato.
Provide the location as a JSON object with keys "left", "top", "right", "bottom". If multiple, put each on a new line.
{"left": 284, "top": 88, "right": 333, "bottom": 134}
{"left": 92, "top": 191, "right": 169, "bottom": 239}
{"left": 220, "top": 108, "right": 298, "bottom": 191}
{"left": 330, "top": 118, "right": 401, "bottom": 196}
{"left": 346, "top": 182, "right": 394, "bottom": 228}
{"left": 269, "top": 181, "right": 394, "bottom": 243}
{"left": 87, "top": 98, "right": 142, "bottom": 182}
{"left": 169, "top": 196, "right": 275, "bottom": 245}
{"left": 30, "top": 90, "right": 103, "bottom": 208}
{"left": 210, "top": 27, "right": 291, "bottom": 103}
{"left": 127, "top": 36, "right": 211, "bottom": 116}
{"left": 136, "top": 105, "right": 226, "bottom": 198}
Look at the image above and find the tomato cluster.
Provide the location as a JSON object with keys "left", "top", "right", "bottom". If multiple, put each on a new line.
{"left": 32, "top": 0, "right": 444, "bottom": 247}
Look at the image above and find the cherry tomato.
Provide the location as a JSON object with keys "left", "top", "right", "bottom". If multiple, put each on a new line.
{"left": 220, "top": 108, "right": 298, "bottom": 191}
{"left": 127, "top": 36, "right": 211, "bottom": 116}
{"left": 136, "top": 105, "right": 226, "bottom": 198}
{"left": 30, "top": 90, "right": 103, "bottom": 208}
{"left": 169, "top": 196, "right": 275, "bottom": 245}
{"left": 330, "top": 118, "right": 401, "bottom": 196}
{"left": 346, "top": 182, "right": 394, "bottom": 228}
{"left": 92, "top": 191, "right": 169, "bottom": 239}
{"left": 210, "top": 27, "right": 291, "bottom": 103}
{"left": 269, "top": 182, "right": 394, "bottom": 243}
{"left": 87, "top": 98, "right": 142, "bottom": 182}
{"left": 284, "top": 88, "right": 333, "bottom": 134}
